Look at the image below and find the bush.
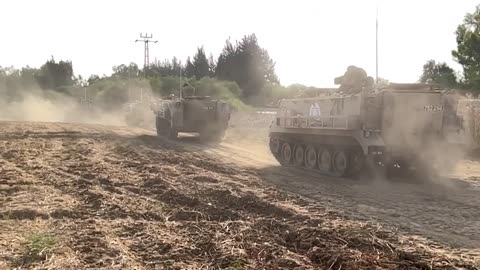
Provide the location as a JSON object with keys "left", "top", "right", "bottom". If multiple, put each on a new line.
{"left": 96, "top": 84, "right": 129, "bottom": 111}
{"left": 152, "top": 76, "right": 182, "bottom": 97}
{"left": 157, "top": 76, "right": 180, "bottom": 96}
{"left": 84, "top": 78, "right": 154, "bottom": 111}
{"left": 190, "top": 77, "right": 250, "bottom": 111}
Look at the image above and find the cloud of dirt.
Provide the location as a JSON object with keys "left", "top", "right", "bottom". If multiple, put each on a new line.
{"left": 225, "top": 112, "right": 273, "bottom": 144}
{"left": 0, "top": 88, "right": 128, "bottom": 126}
{"left": 380, "top": 90, "right": 473, "bottom": 179}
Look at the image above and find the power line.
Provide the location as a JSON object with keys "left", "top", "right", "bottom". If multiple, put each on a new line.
{"left": 135, "top": 33, "right": 158, "bottom": 74}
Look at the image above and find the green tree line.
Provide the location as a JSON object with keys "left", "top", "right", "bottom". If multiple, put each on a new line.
{"left": 1, "top": 33, "right": 324, "bottom": 111}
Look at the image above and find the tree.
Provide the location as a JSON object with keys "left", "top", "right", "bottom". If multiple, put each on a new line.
{"left": 419, "top": 60, "right": 457, "bottom": 88}
{"left": 20, "top": 66, "right": 39, "bottom": 88}
{"left": 185, "top": 57, "right": 195, "bottom": 78}
{"left": 0, "top": 67, "right": 22, "bottom": 101}
{"left": 87, "top": 74, "right": 101, "bottom": 85}
{"left": 112, "top": 63, "right": 140, "bottom": 79}
{"left": 191, "top": 46, "right": 210, "bottom": 80}
{"left": 452, "top": 4, "right": 480, "bottom": 89}
{"left": 171, "top": 57, "right": 182, "bottom": 77}
{"left": 147, "top": 57, "right": 184, "bottom": 78}
{"left": 35, "top": 57, "right": 74, "bottom": 90}
{"left": 208, "top": 53, "right": 216, "bottom": 77}
{"left": 215, "top": 38, "right": 237, "bottom": 81}
{"left": 215, "top": 34, "right": 279, "bottom": 102}
{"left": 375, "top": 77, "right": 390, "bottom": 88}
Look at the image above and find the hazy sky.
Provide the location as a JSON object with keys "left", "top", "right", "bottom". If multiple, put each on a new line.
{"left": 1, "top": 0, "right": 478, "bottom": 87}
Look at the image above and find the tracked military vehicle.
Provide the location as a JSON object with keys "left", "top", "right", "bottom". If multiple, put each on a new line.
{"left": 268, "top": 66, "right": 460, "bottom": 177}
{"left": 151, "top": 84, "right": 230, "bottom": 141}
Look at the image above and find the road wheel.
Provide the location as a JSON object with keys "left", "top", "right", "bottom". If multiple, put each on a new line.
{"left": 293, "top": 144, "right": 305, "bottom": 167}
{"left": 304, "top": 145, "right": 317, "bottom": 169}
{"left": 280, "top": 142, "right": 293, "bottom": 165}
{"left": 318, "top": 148, "right": 332, "bottom": 173}
{"left": 332, "top": 150, "right": 349, "bottom": 177}
{"left": 270, "top": 138, "right": 282, "bottom": 162}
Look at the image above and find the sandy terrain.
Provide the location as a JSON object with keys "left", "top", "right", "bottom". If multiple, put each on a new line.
{"left": 0, "top": 115, "right": 479, "bottom": 269}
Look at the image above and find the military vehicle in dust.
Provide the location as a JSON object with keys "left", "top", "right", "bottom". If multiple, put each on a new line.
{"left": 151, "top": 83, "right": 230, "bottom": 141}
{"left": 268, "top": 66, "right": 465, "bottom": 177}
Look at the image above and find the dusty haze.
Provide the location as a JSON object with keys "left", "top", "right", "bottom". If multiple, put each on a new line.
{"left": 0, "top": 88, "right": 132, "bottom": 126}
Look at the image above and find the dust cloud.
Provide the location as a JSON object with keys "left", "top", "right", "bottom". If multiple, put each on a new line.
{"left": 377, "top": 91, "right": 459, "bottom": 177}
{"left": 0, "top": 88, "right": 130, "bottom": 126}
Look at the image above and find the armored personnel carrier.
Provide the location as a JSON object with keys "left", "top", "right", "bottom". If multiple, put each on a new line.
{"left": 268, "top": 66, "right": 459, "bottom": 177}
{"left": 151, "top": 83, "right": 230, "bottom": 141}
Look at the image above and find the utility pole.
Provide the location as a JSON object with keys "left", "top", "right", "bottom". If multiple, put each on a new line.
{"left": 135, "top": 33, "right": 158, "bottom": 76}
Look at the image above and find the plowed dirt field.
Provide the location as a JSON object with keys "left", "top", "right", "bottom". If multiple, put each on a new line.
{"left": 0, "top": 117, "right": 479, "bottom": 269}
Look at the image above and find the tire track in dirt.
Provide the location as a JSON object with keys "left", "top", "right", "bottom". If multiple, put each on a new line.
{"left": 269, "top": 169, "right": 480, "bottom": 249}
{"left": 176, "top": 130, "right": 480, "bottom": 251}
{"left": 128, "top": 131, "right": 480, "bottom": 266}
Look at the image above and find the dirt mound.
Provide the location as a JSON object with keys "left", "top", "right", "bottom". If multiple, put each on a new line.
{"left": 0, "top": 121, "right": 478, "bottom": 269}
